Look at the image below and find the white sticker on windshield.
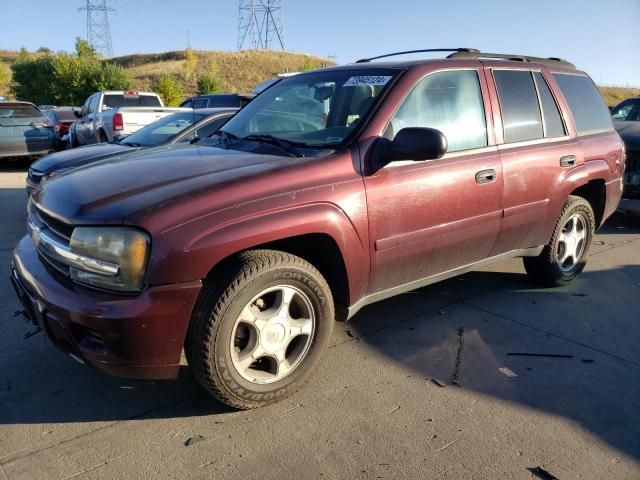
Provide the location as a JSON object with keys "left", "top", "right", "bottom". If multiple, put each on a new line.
{"left": 343, "top": 75, "right": 392, "bottom": 87}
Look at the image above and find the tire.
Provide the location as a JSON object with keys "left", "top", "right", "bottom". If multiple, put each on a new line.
{"left": 186, "top": 249, "right": 334, "bottom": 410}
{"left": 523, "top": 195, "right": 595, "bottom": 287}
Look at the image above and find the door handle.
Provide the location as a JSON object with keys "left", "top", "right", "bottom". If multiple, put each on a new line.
{"left": 560, "top": 155, "right": 576, "bottom": 167}
{"left": 475, "top": 169, "right": 497, "bottom": 184}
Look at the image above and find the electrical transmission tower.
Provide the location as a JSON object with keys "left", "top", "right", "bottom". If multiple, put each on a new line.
{"left": 237, "top": 0, "right": 285, "bottom": 51}
{"left": 78, "top": 0, "right": 114, "bottom": 57}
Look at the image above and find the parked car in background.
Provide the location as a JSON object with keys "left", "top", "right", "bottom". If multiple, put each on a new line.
{"left": 12, "top": 49, "right": 623, "bottom": 410}
{"left": 253, "top": 72, "right": 300, "bottom": 94}
{"left": 44, "top": 107, "right": 79, "bottom": 150}
{"left": 69, "top": 91, "right": 185, "bottom": 146}
{"left": 38, "top": 105, "right": 57, "bottom": 112}
{"left": 0, "top": 101, "right": 55, "bottom": 160}
{"left": 611, "top": 97, "right": 640, "bottom": 213}
{"left": 27, "top": 108, "right": 236, "bottom": 192}
{"left": 180, "top": 93, "right": 253, "bottom": 109}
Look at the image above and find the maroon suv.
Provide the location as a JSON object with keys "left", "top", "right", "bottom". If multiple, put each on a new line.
{"left": 12, "top": 49, "right": 623, "bottom": 409}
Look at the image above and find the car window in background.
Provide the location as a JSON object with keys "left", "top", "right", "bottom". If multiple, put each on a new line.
{"left": 552, "top": 73, "right": 613, "bottom": 133}
{"left": 179, "top": 115, "right": 233, "bottom": 143}
{"left": 221, "top": 68, "right": 400, "bottom": 147}
{"left": 388, "top": 70, "right": 487, "bottom": 152}
{"left": 611, "top": 100, "right": 640, "bottom": 121}
{"left": 494, "top": 70, "right": 543, "bottom": 143}
{"left": 102, "top": 94, "right": 162, "bottom": 109}
{"left": 0, "top": 104, "right": 44, "bottom": 118}
{"left": 120, "top": 111, "right": 206, "bottom": 146}
{"left": 533, "top": 72, "right": 566, "bottom": 137}
{"left": 192, "top": 98, "right": 208, "bottom": 109}
{"left": 52, "top": 109, "right": 78, "bottom": 122}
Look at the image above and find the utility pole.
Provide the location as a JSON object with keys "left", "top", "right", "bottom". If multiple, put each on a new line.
{"left": 237, "top": 0, "right": 285, "bottom": 51}
{"left": 78, "top": 0, "right": 114, "bottom": 57}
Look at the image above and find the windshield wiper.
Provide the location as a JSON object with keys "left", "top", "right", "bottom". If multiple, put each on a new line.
{"left": 210, "top": 130, "right": 238, "bottom": 148}
{"left": 241, "top": 134, "right": 304, "bottom": 157}
{"left": 120, "top": 141, "right": 143, "bottom": 147}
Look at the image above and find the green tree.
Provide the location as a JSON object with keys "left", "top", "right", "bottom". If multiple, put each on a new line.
{"left": 0, "top": 62, "right": 11, "bottom": 97}
{"left": 197, "top": 73, "right": 221, "bottom": 94}
{"left": 75, "top": 37, "right": 96, "bottom": 59}
{"left": 10, "top": 46, "right": 130, "bottom": 105}
{"left": 36, "top": 47, "right": 52, "bottom": 53}
{"left": 152, "top": 74, "right": 184, "bottom": 106}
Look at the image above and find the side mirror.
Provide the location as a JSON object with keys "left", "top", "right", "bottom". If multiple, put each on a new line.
{"left": 386, "top": 127, "right": 447, "bottom": 162}
{"left": 74, "top": 109, "right": 82, "bottom": 119}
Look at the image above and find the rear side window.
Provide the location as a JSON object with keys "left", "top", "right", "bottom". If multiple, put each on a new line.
{"left": 533, "top": 72, "right": 565, "bottom": 138}
{"left": 552, "top": 73, "right": 612, "bottom": 134}
{"left": 192, "top": 98, "right": 208, "bottom": 109}
{"left": 494, "top": 70, "right": 543, "bottom": 143}
{"left": 389, "top": 70, "right": 487, "bottom": 152}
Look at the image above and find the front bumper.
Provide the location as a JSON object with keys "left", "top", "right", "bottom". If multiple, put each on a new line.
{"left": 11, "top": 235, "right": 202, "bottom": 380}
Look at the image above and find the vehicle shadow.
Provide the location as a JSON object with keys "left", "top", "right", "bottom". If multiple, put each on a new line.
{"left": 346, "top": 263, "right": 640, "bottom": 462}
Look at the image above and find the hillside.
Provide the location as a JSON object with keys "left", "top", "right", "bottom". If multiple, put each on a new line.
{"left": 0, "top": 49, "right": 335, "bottom": 98}
{"left": 1, "top": 48, "right": 638, "bottom": 106}
{"left": 109, "top": 49, "right": 335, "bottom": 94}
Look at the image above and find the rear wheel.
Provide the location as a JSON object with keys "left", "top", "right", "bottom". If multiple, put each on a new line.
{"left": 523, "top": 195, "right": 595, "bottom": 287}
{"left": 186, "top": 250, "right": 334, "bottom": 410}
{"left": 97, "top": 130, "right": 108, "bottom": 143}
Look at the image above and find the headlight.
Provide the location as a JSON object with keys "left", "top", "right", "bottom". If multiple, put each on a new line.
{"left": 69, "top": 227, "right": 150, "bottom": 292}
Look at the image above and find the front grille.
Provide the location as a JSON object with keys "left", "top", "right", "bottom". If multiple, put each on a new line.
{"left": 29, "top": 202, "right": 74, "bottom": 242}
{"left": 27, "top": 201, "right": 74, "bottom": 276}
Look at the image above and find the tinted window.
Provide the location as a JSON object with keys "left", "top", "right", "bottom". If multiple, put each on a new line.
{"left": 51, "top": 109, "right": 77, "bottom": 122}
{"left": 207, "top": 95, "right": 240, "bottom": 107}
{"left": 0, "top": 104, "right": 44, "bottom": 118}
{"left": 611, "top": 100, "right": 640, "bottom": 122}
{"left": 494, "top": 70, "right": 543, "bottom": 143}
{"left": 192, "top": 98, "right": 208, "bottom": 109}
{"left": 533, "top": 72, "right": 565, "bottom": 138}
{"left": 102, "top": 94, "right": 162, "bottom": 108}
{"left": 552, "top": 73, "right": 612, "bottom": 133}
{"left": 389, "top": 70, "right": 487, "bottom": 152}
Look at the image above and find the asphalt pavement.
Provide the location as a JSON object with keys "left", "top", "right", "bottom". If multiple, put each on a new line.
{"left": 1, "top": 160, "right": 639, "bottom": 479}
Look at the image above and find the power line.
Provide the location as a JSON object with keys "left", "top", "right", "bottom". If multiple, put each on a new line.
{"left": 237, "top": 0, "right": 285, "bottom": 51}
{"left": 78, "top": 0, "right": 115, "bottom": 57}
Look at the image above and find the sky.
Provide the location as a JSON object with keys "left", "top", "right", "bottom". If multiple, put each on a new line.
{"left": 1, "top": 0, "right": 639, "bottom": 87}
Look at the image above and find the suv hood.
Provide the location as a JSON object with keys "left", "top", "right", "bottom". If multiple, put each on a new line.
{"left": 33, "top": 143, "right": 312, "bottom": 224}
{"left": 30, "top": 143, "right": 136, "bottom": 175}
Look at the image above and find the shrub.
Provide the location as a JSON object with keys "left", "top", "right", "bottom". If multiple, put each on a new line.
{"left": 152, "top": 74, "right": 184, "bottom": 106}
{"left": 9, "top": 39, "right": 130, "bottom": 105}
{"left": 197, "top": 73, "right": 222, "bottom": 94}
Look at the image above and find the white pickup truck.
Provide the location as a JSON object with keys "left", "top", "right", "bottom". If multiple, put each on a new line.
{"left": 70, "top": 91, "right": 188, "bottom": 146}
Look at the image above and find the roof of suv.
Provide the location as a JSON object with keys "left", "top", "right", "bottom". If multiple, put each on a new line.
{"left": 311, "top": 49, "right": 577, "bottom": 72}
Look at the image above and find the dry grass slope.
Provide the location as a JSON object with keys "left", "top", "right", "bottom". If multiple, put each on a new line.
{"left": 110, "top": 50, "right": 335, "bottom": 94}
{"left": 599, "top": 86, "right": 640, "bottom": 107}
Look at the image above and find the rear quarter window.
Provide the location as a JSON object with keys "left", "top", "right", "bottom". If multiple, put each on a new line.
{"left": 552, "top": 73, "right": 612, "bottom": 134}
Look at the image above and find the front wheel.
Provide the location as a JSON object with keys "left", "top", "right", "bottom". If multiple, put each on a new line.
{"left": 186, "top": 250, "right": 334, "bottom": 409}
{"left": 523, "top": 195, "right": 595, "bottom": 287}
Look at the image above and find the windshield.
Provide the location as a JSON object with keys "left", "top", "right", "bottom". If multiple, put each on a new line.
{"left": 611, "top": 100, "right": 640, "bottom": 122}
{"left": 121, "top": 111, "right": 206, "bottom": 146}
{"left": 220, "top": 68, "right": 400, "bottom": 147}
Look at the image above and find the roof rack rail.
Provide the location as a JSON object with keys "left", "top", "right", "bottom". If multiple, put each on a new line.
{"left": 446, "top": 51, "right": 575, "bottom": 69}
{"left": 355, "top": 48, "right": 479, "bottom": 63}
